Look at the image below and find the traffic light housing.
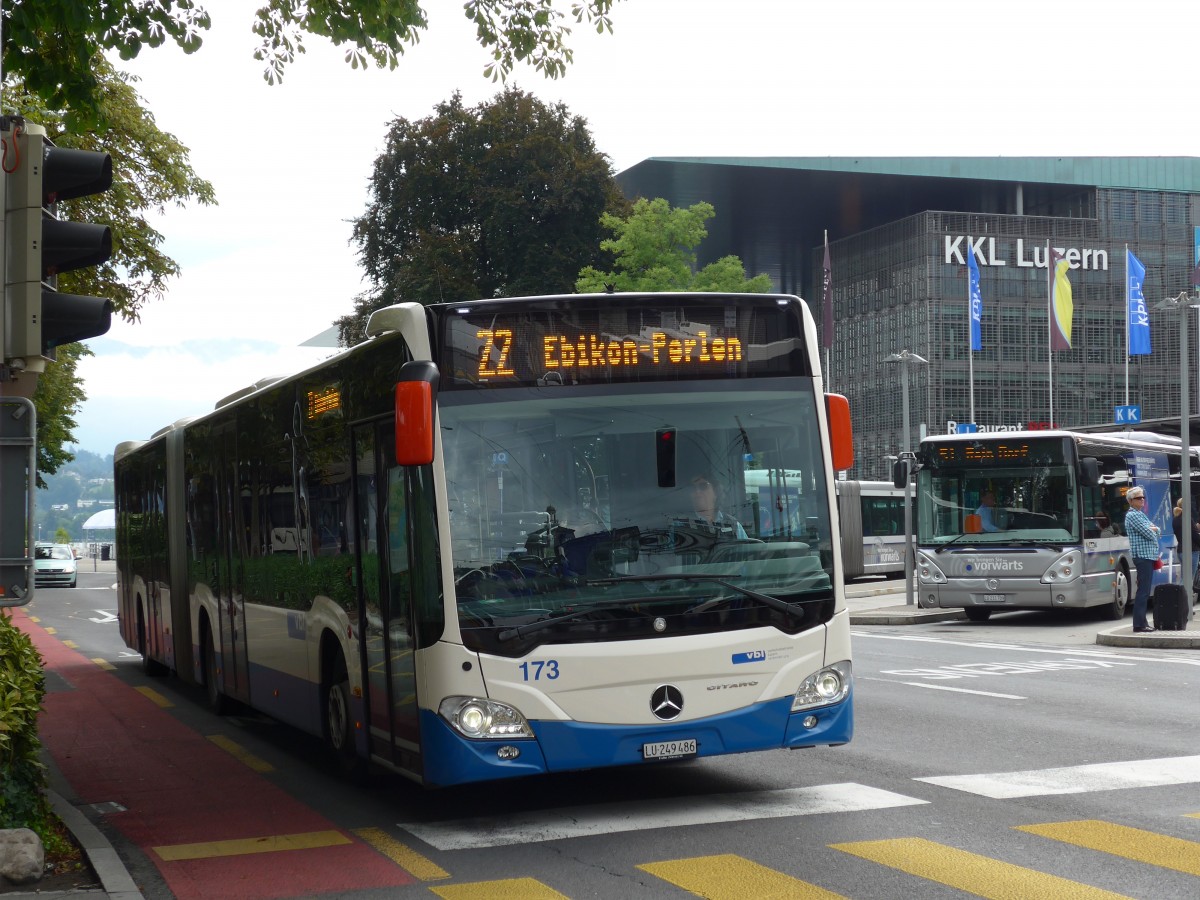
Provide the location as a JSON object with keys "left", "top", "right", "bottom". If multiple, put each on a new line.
{"left": 3, "top": 119, "right": 113, "bottom": 375}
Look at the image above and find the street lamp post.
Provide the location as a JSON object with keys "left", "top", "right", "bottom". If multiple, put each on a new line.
{"left": 1156, "top": 292, "right": 1200, "bottom": 623}
{"left": 886, "top": 350, "right": 928, "bottom": 607}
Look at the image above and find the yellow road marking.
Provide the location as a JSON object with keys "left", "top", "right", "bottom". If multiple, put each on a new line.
{"left": 154, "top": 830, "right": 350, "bottom": 861}
{"left": 639, "top": 854, "right": 846, "bottom": 899}
{"left": 92, "top": 658, "right": 116, "bottom": 671}
{"left": 352, "top": 827, "right": 448, "bottom": 881}
{"left": 62, "top": 639, "right": 77, "bottom": 649}
{"left": 1186, "top": 812, "right": 1200, "bottom": 819}
{"left": 43, "top": 626, "right": 56, "bottom": 634}
{"left": 832, "top": 837, "right": 1131, "bottom": 900}
{"left": 1018, "top": 820, "right": 1200, "bottom": 875}
{"left": 134, "top": 686, "right": 173, "bottom": 708}
{"left": 430, "top": 878, "right": 568, "bottom": 899}
{"left": 206, "top": 734, "right": 274, "bottom": 773}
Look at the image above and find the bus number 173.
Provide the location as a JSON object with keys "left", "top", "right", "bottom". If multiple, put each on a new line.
{"left": 519, "top": 660, "right": 560, "bottom": 681}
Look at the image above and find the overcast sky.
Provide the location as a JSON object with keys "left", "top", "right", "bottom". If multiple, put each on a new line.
{"left": 71, "top": 0, "right": 1196, "bottom": 455}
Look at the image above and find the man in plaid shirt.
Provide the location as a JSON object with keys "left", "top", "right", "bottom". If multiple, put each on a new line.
{"left": 1123, "top": 485, "right": 1160, "bottom": 633}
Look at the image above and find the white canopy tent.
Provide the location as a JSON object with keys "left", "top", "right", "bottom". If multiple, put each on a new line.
{"left": 82, "top": 508, "right": 115, "bottom": 531}
{"left": 81, "top": 508, "right": 116, "bottom": 562}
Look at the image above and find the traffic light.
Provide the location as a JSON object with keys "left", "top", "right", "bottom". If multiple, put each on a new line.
{"left": 3, "top": 119, "right": 113, "bottom": 375}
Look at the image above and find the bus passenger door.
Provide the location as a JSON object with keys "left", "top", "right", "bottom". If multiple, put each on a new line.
{"left": 215, "top": 425, "right": 250, "bottom": 703}
{"left": 353, "top": 422, "right": 420, "bottom": 775}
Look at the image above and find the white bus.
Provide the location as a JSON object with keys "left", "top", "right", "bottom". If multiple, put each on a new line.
{"left": 115, "top": 293, "right": 856, "bottom": 787}
{"left": 742, "top": 475, "right": 906, "bottom": 578}
{"left": 912, "top": 430, "right": 1196, "bottom": 621}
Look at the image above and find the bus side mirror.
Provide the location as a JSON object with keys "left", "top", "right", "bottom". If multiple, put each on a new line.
{"left": 824, "top": 393, "right": 854, "bottom": 472}
{"left": 1079, "top": 457, "right": 1100, "bottom": 487}
{"left": 395, "top": 361, "right": 439, "bottom": 466}
{"left": 892, "top": 458, "right": 908, "bottom": 490}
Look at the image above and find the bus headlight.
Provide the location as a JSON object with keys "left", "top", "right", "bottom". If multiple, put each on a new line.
{"left": 438, "top": 697, "right": 534, "bottom": 740}
{"left": 1041, "top": 549, "right": 1082, "bottom": 584}
{"left": 792, "top": 661, "right": 852, "bottom": 712}
{"left": 916, "top": 553, "right": 947, "bottom": 584}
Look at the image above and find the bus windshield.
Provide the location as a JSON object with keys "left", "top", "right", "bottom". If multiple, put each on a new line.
{"left": 439, "top": 379, "right": 834, "bottom": 654}
{"left": 917, "top": 437, "right": 1080, "bottom": 545}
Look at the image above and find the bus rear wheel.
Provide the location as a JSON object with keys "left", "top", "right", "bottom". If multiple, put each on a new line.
{"left": 137, "top": 604, "right": 166, "bottom": 676}
{"left": 202, "top": 624, "right": 227, "bottom": 715}
{"left": 1106, "top": 567, "right": 1130, "bottom": 620}
{"left": 964, "top": 607, "right": 992, "bottom": 622}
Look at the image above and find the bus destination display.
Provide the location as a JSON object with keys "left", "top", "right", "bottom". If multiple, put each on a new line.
{"left": 925, "top": 437, "right": 1068, "bottom": 468}
{"left": 442, "top": 300, "right": 807, "bottom": 387}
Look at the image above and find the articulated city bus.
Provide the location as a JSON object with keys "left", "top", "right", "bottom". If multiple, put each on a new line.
{"left": 912, "top": 429, "right": 1198, "bottom": 621}
{"left": 743, "top": 475, "right": 906, "bottom": 579}
{"left": 837, "top": 481, "right": 907, "bottom": 579}
{"left": 115, "top": 293, "right": 855, "bottom": 787}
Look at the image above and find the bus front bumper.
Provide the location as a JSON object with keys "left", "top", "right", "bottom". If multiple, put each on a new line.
{"left": 418, "top": 692, "right": 853, "bottom": 787}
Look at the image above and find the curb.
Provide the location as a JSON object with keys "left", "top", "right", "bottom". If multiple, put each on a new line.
{"left": 1095, "top": 624, "right": 1200, "bottom": 649}
{"left": 43, "top": 751, "right": 144, "bottom": 900}
{"left": 849, "top": 607, "right": 965, "bottom": 626}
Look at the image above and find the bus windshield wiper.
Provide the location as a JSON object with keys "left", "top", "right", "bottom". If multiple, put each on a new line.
{"left": 588, "top": 574, "right": 811, "bottom": 623}
{"left": 494, "top": 599, "right": 660, "bottom": 643}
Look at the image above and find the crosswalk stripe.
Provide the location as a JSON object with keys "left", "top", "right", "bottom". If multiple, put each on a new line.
{"left": 638, "top": 854, "right": 846, "bottom": 899}
{"left": 352, "top": 827, "right": 448, "bottom": 881}
{"left": 915, "top": 755, "right": 1200, "bottom": 798}
{"left": 429, "top": 877, "right": 568, "bottom": 899}
{"left": 831, "top": 837, "right": 1132, "bottom": 900}
{"left": 398, "top": 783, "right": 926, "bottom": 851}
{"left": 154, "top": 830, "right": 351, "bottom": 861}
{"left": 1017, "top": 820, "right": 1200, "bottom": 875}
{"left": 206, "top": 734, "right": 274, "bottom": 773}
{"left": 134, "top": 686, "right": 173, "bottom": 708}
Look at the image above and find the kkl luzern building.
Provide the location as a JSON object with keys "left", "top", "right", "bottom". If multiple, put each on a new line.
{"left": 617, "top": 158, "right": 1200, "bottom": 479}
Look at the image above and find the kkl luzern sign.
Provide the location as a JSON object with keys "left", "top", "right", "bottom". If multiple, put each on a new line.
{"left": 945, "top": 236, "right": 1110, "bottom": 271}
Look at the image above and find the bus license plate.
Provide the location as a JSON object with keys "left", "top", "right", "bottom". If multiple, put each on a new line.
{"left": 642, "top": 739, "right": 697, "bottom": 760}
{"left": 983, "top": 593, "right": 1005, "bottom": 603}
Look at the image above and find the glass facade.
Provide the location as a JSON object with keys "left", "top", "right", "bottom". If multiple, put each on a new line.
{"left": 818, "top": 191, "right": 1200, "bottom": 480}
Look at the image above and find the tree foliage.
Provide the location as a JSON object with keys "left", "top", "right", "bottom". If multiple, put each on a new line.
{"left": 4, "top": 60, "right": 215, "bottom": 481}
{"left": 575, "top": 198, "right": 774, "bottom": 294}
{"left": 340, "top": 87, "right": 629, "bottom": 345}
{"left": 4, "top": 1, "right": 619, "bottom": 128}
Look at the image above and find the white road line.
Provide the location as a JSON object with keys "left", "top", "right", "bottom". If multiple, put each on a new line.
{"left": 398, "top": 783, "right": 928, "bottom": 851}
{"left": 898, "top": 682, "right": 1026, "bottom": 700}
{"left": 916, "top": 754, "right": 1200, "bottom": 799}
{"left": 852, "top": 631, "right": 1200, "bottom": 665}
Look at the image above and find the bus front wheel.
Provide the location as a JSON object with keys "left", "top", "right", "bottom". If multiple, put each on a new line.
{"left": 323, "top": 653, "right": 366, "bottom": 780}
{"left": 1106, "top": 567, "right": 1130, "bottom": 620}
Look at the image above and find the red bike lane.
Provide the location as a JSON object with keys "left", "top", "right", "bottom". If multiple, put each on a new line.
{"left": 12, "top": 608, "right": 420, "bottom": 899}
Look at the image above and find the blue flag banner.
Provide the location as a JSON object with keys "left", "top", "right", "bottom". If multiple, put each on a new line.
{"left": 1127, "top": 249, "right": 1150, "bottom": 356}
{"left": 967, "top": 250, "right": 982, "bottom": 352}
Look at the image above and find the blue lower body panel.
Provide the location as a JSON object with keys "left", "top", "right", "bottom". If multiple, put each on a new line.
{"left": 419, "top": 691, "right": 853, "bottom": 787}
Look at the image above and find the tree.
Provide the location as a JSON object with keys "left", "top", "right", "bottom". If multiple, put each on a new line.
{"left": 5, "top": 59, "right": 216, "bottom": 481}
{"left": 575, "top": 197, "right": 774, "bottom": 294}
{"left": 339, "top": 87, "right": 629, "bottom": 344}
{"left": 5, "top": 1, "right": 618, "bottom": 128}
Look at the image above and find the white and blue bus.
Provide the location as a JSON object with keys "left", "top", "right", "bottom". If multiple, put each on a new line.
{"left": 742, "top": 475, "right": 906, "bottom": 579}
{"left": 115, "top": 293, "right": 855, "bottom": 787}
{"left": 912, "top": 430, "right": 1197, "bottom": 621}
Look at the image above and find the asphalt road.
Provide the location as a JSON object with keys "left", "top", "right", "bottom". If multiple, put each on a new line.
{"left": 16, "top": 569, "right": 1200, "bottom": 899}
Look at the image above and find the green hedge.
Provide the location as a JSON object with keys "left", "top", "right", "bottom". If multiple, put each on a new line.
{"left": 0, "top": 609, "right": 53, "bottom": 839}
